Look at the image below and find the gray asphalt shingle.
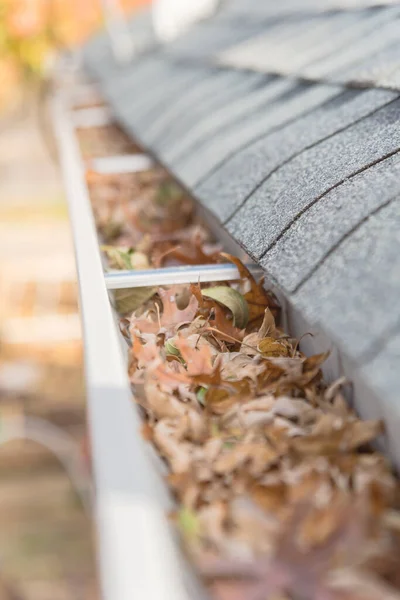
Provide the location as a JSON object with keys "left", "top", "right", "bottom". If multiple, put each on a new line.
{"left": 100, "top": 56, "right": 191, "bottom": 114}
{"left": 195, "top": 87, "right": 396, "bottom": 221}
{"left": 218, "top": 11, "right": 368, "bottom": 74}
{"left": 121, "top": 66, "right": 204, "bottom": 132}
{"left": 164, "top": 18, "right": 268, "bottom": 60}
{"left": 158, "top": 70, "right": 265, "bottom": 163}
{"left": 183, "top": 82, "right": 341, "bottom": 190}
{"left": 217, "top": 6, "right": 400, "bottom": 91}
{"left": 140, "top": 67, "right": 240, "bottom": 144}
{"left": 291, "top": 198, "right": 400, "bottom": 363}
{"left": 226, "top": 96, "right": 400, "bottom": 260}
{"left": 303, "top": 9, "right": 400, "bottom": 82}
{"left": 223, "top": 0, "right": 400, "bottom": 19}
{"left": 82, "top": 9, "right": 157, "bottom": 80}
{"left": 335, "top": 41, "right": 400, "bottom": 88}
{"left": 261, "top": 151, "right": 400, "bottom": 293}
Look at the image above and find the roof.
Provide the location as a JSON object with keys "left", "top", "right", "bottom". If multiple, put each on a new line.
{"left": 83, "top": 0, "right": 400, "bottom": 437}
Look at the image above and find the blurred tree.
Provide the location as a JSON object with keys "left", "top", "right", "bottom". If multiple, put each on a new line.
{"left": 0, "top": 0, "right": 150, "bottom": 112}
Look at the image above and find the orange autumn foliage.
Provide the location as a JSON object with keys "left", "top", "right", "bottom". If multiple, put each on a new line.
{"left": 0, "top": 0, "right": 151, "bottom": 111}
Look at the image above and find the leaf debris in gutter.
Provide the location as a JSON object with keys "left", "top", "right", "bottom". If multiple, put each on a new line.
{"left": 78, "top": 121, "right": 400, "bottom": 600}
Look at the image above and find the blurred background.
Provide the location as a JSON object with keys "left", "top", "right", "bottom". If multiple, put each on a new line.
{"left": 0, "top": 1, "right": 149, "bottom": 598}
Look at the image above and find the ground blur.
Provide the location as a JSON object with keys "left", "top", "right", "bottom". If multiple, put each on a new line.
{"left": 0, "top": 96, "right": 96, "bottom": 599}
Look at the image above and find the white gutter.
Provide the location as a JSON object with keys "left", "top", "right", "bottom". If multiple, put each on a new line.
{"left": 52, "top": 93, "right": 205, "bottom": 600}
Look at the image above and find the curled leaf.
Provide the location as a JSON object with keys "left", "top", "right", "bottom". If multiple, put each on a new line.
{"left": 178, "top": 506, "right": 200, "bottom": 542}
{"left": 258, "top": 308, "right": 277, "bottom": 338}
{"left": 165, "top": 339, "right": 183, "bottom": 360}
{"left": 221, "top": 252, "right": 280, "bottom": 322}
{"left": 99, "top": 220, "right": 123, "bottom": 242}
{"left": 114, "top": 287, "right": 156, "bottom": 315}
{"left": 102, "top": 245, "right": 150, "bottom": 271}
{"left": 175, "top": 336, "right": 215, "bottom": 376}
{"left": 102, "top": 245, "right": 134, "bottom": 270}
{"left": 196, "top": 386, "right": 208, "bottom": 406}
{"left": 202, "top": 286, "right": 249, "bottom": 329}
{"left": 159, "top": 286, "right": 199, "bottom": 334}
{"left": 155, "top": 181, "right": 184, "bottom": 205}
{"left": 258, "top": 337, "right": 291, "bottom": 358}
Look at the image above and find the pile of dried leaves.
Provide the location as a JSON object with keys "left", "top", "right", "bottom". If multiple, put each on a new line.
{"left": 83, "top": 130, "right": 400, "bottom": 600}
{"left": 86, "top": 165, "right": 222, "bottom": 315}
{"left": 77, "top": 123, "right": 140, "bottom": 159}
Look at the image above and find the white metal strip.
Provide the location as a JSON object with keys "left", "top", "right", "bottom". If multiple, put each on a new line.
{"left": 89, "top": 153, "right": 153, "bottom": 174}
{"left": 52, "top": 94, "right": 201, "bottom": 600}
{"left": 105, "top": 263, "right": 264, "bottom": 289}
{"left": 72, "top": 106, "right": 113, "bottom": 128}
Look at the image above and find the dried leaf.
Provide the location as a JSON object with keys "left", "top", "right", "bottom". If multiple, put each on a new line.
{"left": 258, "top": 337, "right": 291, "bottom": 358}
{"left": 199, "top": 496, "right": 371, "bottom": 600}
{"left": 166, "top": 236, "right": 221, "bottom": 266}
{"left": 134, "top": 184, "right": 193, "bottom": 234}
{"left": 131, "top": 334, "right": 160, "bottom": 367}
{"left": 221, "top": 252, "right": 280, "bottom": 322}
{"left": 251, "top": 482, "right": 288, "bottom": 514}
{"left": 259, "top": 308, "right": 277, "bottom": 338}
{"left": 209, "top": 303, "right": 245, "bottom": 343}
{"left": 178, "top": 506, "right": 200, "bottom": 543}
{"left": 152, "top": 361, "right": 191, "bottom": 391}
{"left": 214, "top": 442, "right": 279, "bottom": 477}
{"left": 291, "top": 419, "right": 384, "bottom": 456}
{"left": 272, "top": 396, "right": 314, "bottom": 421}
{"left": 141, "top": 422, "right": 154, "bottom": 441}
{"left": 303, "top": 351, "right": 330, "bottom": 373}
{"left": 179, "top": 408, "right": 209, "bottom": 443}
{"left": 221, "top": 353, "right": 266, "bottom": 383}
{"left": 202, "top": 286, "right": 249, "bottom": 329}
{"left": 155, "top": 180, "right": 184, "bottom": 205}
{"left": 175, "top": 336, "right": 215, "bottom": 376}
{"left": 159, "top": 286, "right": 199, "bottom": 334}
{"left": 99, "top": 220, "right": 123, "bottom": 242}
{"left": 165, "top": 339, "right": 183, "bottom": 360}
{"left": 102, "top": 245, "right": 134, "bottom": 269}
{"left": 143, "top": 378, "right": 186, "bottom": 420}
{"left": 114, "top": 286, "right": 156, "bottom": 315}
{"left": 153, "top": 420, "right": 193, "bottom": 473}
{"left": 327, "top": 570, "right": 400, "bottom": 600}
